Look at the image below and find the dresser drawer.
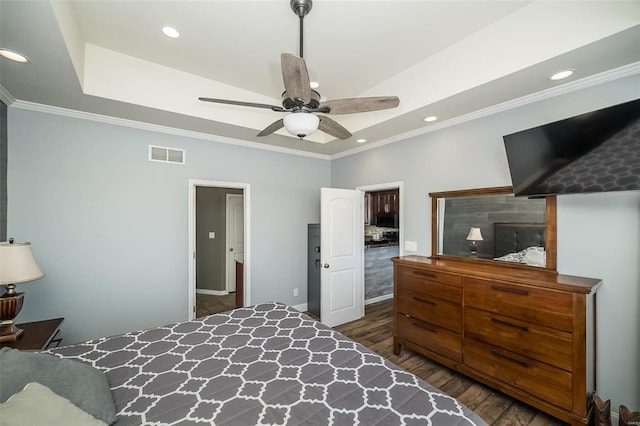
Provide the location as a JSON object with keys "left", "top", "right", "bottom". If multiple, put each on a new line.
{"left": 464, "top": 338, "right": 572, "bottom": 411}
{"left": 396, "top": 266, "right": 462, "bottom": 303}
{"left": 464, "top": 277, "right": 573, "bottom": 331}
{"left": 397, "top": 290, "right": 462, "bottom": 333}
{"left": 464, "top": 307, "right": 572, "bottom": 371}
{"left": 396, "top": 313, "right": 462, "bottom": 362}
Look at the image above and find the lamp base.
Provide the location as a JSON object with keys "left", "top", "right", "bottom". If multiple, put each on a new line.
{"left": 0, "top": 321, "right": 23, "bottom": 342}
{"left": 469, "top": 242, "right": 478, "bottom": 257}
{"left": 0, "top": 291, "right": 25, "bottom": 342}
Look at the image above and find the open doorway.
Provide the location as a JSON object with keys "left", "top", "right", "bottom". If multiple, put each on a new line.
{"left": 357, "top": 182, "right": 403, "bottom": 306}
{"left": 188, "top": 180, "right": 250, "bottom": 320}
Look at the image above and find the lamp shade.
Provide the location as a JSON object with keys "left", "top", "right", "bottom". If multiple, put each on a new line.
{"left": 466, "top": 227, "right": 483, "bottom": 242}
{"left": 0, "top": 241, "right": 44, "bottom": 284}
{"left": 283, "top": 112, "right": 319, "bottom": 138}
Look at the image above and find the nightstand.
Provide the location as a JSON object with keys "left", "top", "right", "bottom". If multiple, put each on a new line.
{"left": 0, "top": 318, "right": 64, "bottom": 351}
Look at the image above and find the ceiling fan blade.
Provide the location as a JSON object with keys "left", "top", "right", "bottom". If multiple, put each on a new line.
{"left": 318, "top": 96, "right": 400, "bottom": 114}
{"left": 257, "top": 119, "right": 285, "bottom": 137}
{"left": 281, "top": 53, "right": 312, "bottom": 105}
{"left": 199, "top": 97, "right": 284, "bottom": 112}
{"left": 318, "top": 116, "right": 352, "bottom": 140}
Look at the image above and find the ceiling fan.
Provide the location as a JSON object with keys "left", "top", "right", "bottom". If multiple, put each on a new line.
{"left": 199, "top": 0, "right": 400, "bottom": 140}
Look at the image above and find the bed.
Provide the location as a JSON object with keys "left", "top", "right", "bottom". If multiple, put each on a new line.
{"left": 493, "top": 222, "right": 546, "bottom": 266}
{"left": 18, "top": 303, "right": 487, "bottom": 425}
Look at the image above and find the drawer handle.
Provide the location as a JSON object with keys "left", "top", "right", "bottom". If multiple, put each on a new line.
{"left": 491, "top": 349, "right": 529, "bottom": 368}
{"left": 491, "top": 317, "right": 529, "bottom": 332}
{"left": 412, "top": 320, "right": 437, "bottom": 333}
{"left": 414, "top": 271, "right": 436, "bottom": 279}
{"left": 491, "top": 285, "right": 529, "bottom": 296}
{"left": 413, "top": 296, "right": 436, "bottom": 306}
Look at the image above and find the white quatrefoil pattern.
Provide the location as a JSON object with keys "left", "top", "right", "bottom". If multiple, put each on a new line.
{"left": 48, "top": 303, "right": 483, "bottom": 426}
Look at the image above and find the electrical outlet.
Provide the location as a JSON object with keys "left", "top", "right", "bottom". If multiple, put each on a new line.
{"left": 293, "top": 288, "right": 298, "bottom": 297}
{"left": 405, "top": 241, "right": 418, "bottom": 251}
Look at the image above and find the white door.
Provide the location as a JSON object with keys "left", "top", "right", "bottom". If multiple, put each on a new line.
{"left": 226, "top": 194, "right": 244, "bottom": 292}
{"left": 320, "top": 187, "right": 364, "bottom": 327}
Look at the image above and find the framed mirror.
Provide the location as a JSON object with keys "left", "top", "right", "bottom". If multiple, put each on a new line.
{"left": 429, "top": 186, "right": 557, "bottom": 272}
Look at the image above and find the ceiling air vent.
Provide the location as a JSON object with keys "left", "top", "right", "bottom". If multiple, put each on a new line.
{"left": 149, "top": 145, "right": 185, "bottom": 165}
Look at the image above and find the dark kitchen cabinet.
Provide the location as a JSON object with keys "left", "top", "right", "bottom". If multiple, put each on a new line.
{"left": 370, "top": 189, "right": 400, "bottom": 220}
{"left": 364, "top": 193, "right": 372, "bottom": 225}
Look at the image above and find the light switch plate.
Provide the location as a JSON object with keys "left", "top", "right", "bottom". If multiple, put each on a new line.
{"left": 208, "top": 232, "right": 215, "bottom": 239}
{"left": 405, "top": 241, "right": 417, "bottom": 251}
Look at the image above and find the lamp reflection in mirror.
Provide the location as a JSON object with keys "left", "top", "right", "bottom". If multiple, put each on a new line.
{"left": 466, "top": 227, "right": 483, "bottom": 257}
{"left": 283, "top": 112, "right": 319, "bottom": 139}
{"left": 0, "top": 238, "right": 44, "bottom": 342}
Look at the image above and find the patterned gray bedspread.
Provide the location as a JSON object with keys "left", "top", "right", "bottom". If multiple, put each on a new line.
{"left": 48, "top": 303, "right": 486, "bottom": 425}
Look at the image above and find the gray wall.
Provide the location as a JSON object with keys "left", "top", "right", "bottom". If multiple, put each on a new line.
{"left": 7, "top": 108, "right": 330, "bottom": 343}
{"left": 332, "top": 75, "right": 640, "bottom": 412}
{"left": 196, "top": 186, "right": 242, "bottom": 292}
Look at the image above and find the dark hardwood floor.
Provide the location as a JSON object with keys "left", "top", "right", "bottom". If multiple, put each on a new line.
{"left": 196, "top": 293, "right": 236, "bottom": 317}
{"left": 333, "top": 299, "right": 566, "bottom": 426}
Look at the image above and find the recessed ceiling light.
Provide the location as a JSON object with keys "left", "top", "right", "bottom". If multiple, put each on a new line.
{"left": 550, "top": 69, "right": 574, "bottom": 81}
{"left": 0, "top": 48, "right": 29, "bottom": 63}
{"left": 310, "top": 81, "right": 320, "bottom": 89}
{"left": 357, "top": 138, "right": 366, "bottom": 143}
{"left": 162, "top": 26, "right": 180, "bottom": 38}
{"left": 424, "top": 116, "right": 437, "bottom": 122}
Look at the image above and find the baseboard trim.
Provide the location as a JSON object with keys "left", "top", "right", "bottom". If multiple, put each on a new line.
{"left": 365, "top": 293, "right": 394, "bottom": 305}
{"left": 291, "top": 296, "right": 390, "bottom": 314}
{"left": 292, "top": 303, "right": 308, "bottom": 312}
{"left": 196, "top": 289, "right": 228, "bottom": 296}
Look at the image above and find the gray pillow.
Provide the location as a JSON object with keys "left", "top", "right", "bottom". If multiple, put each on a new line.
{"left": 0, "top": 347, "right": 117, "bottom": 425}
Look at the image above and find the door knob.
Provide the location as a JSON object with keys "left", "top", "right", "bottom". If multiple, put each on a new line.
{"left": 229, "top": 248, "right": 234, "bottom": 251}
{"left": 323, "top": 263, "right": 330, "bottom": 268}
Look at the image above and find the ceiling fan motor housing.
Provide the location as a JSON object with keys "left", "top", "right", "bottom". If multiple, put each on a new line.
{"left": 282, "top": 90, "right": 320, "bottom": 110}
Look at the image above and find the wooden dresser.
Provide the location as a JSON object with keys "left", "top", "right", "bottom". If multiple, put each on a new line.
{"left": 392, "top": 255, "right": 601, "bottom": 426}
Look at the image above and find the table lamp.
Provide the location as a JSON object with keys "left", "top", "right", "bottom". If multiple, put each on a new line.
{"left": 466, "top": 227, "right": 483, "bottom": 257}
{"left": 0, "top": 238, "right": 44, "bottom": 342}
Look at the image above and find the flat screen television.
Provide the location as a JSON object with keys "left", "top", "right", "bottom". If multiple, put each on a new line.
{"left": 503, "top": 98, "right": 640, "bottom": 197}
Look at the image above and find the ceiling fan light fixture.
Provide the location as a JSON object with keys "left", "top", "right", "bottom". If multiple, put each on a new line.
{"left": 283, "top": 112, "right": 319, "bottom": 139}
{"left": 310, "top": 81, "right": 320, "bottom": 89}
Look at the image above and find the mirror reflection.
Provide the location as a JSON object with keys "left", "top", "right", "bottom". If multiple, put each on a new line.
{"left": 430, "top": 187, "right": 555, "bottom": 269}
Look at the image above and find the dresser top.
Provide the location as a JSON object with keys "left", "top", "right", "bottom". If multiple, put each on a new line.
{"left": 393, "top": 255, "right": 601, "bottom": 294}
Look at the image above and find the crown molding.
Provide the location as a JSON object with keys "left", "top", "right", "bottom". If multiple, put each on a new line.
{"left": 331, "top": 61, "right": 640, "bottom": 160}
{"left": 0, "top": 85, "right": 16, "bottom": 106}
{"left": 9, "top": 100, "right": 331, "bottom": 160}
{"left": 6, "top": 61, "right": 639, "bottom": 161}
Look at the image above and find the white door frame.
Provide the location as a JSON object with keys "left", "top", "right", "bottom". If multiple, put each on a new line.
{"left": 356, "top": 181, "right": 404, "bottom": 257}
{"left": 188, "top": 179, "right": 251, "bottom": 320}
{"left": 225, "top": 193, "right": 244, "bottom": 293}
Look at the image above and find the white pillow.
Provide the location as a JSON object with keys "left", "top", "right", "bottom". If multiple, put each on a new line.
{"left": 0, "top": 382, "right": 107, "bottom": 426}
{"left": 522, "top": 246, "right": 546, "bottom": 266}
